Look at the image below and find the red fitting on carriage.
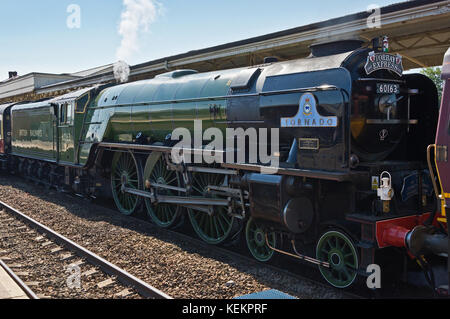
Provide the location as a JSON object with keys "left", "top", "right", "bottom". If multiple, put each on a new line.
{"left": 380, "top": 225, "right": 410, "bottom": 248}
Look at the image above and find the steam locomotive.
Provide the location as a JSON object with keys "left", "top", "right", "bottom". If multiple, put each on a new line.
{"left": 0, "top": 37, "right": 448, "bottom": 290}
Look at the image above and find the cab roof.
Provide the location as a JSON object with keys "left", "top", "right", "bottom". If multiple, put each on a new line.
{"left": 0, "top": 103, "right": 16, "bottom": 115}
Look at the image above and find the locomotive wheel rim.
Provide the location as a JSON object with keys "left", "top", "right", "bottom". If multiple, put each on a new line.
{"left": 111, "top": 152, "right": 141, "bottom": 216}
{"left": 316, "top": 230, "right": 358, "bottom": 289}
{"left": 144, "top": 153, "right": 181, "bottom": 228}
{"left": 188, "top": 171, "right": 234, "bottom": 245}
{"left": 245, "top": 218, "right": 276, "bottom": 262}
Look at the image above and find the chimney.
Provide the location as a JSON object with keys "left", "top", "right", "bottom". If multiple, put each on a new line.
{"left": 8, "top": 71, "right": 17, "bottom": 79}
{"left": 264, "top": 57, "right": 278, "bottom": 64}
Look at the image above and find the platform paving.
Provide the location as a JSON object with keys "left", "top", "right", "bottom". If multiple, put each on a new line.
{"left": 0, "top": 262, "right": 29, "bottom": 299}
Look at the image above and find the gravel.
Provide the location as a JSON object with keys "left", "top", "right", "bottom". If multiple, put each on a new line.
{"left": 0, "top": 175, "right": 346, "bottom": 299}
{"left": 0, "top": 210, "right": 141, "bottom": 299}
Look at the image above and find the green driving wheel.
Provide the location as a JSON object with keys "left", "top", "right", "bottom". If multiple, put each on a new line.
{"left": 143, "top": 153, "right": 183, "bottom": 228}
{"left": 188, "top": 172, "right": 234, "bottom": 245}
{"left": 316, "top": 230, "right": 359, "bottom": 288}
{"left": 245, "top": 218, "right": 276, "bottom": 262}
{"left": 111, "top": 151, "right": 142, "bottom": 215}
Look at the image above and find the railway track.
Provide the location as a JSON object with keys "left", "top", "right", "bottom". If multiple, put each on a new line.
{"left": 84, "top": 197, "right": 366, "bottom": 299}
{"left": 0, "top": 174, "right": 350, "bottom": 299}
{"left": 150, "top": 221, "right": 364, "bottom": 299}
{"left": 0, "top": 172, "right": 437, "bottom": 299}
{"left": 2, "top": 172, "right": 433, "bottom": 299}
{"left": 89, "top": 195, "right": 435, "bottom": 299}
{"left": 0, "top": 200, "right": 171, "bottom": 299}
{"left": 0, "top": 195, "right": 356, "bottom": 299}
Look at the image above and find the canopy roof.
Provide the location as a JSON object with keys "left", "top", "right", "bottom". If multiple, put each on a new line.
{"left": 1, "top": 0, "right": 448, "bottom": 103}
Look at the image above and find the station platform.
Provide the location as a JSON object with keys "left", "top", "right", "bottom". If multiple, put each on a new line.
{"left": 0, "top": 260, "right": 29, "bottom": 299}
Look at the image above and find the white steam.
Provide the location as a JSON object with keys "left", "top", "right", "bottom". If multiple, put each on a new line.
{"left": 116, "top": 0, "right": 162, "bottom": 62}
{"left": 113, "top": 61, "right": 131, "bottom": 83}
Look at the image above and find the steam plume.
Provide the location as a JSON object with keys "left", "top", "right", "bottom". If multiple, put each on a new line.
{"left": 113, "top": 61, "right": 131, "bottom": 83}
{"left": 116, "top": 0, "right": 162, "bottom": 61}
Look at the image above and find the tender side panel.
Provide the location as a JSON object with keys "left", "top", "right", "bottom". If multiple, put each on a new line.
{"left": 11, "top": 105, "right": 56, "bottom": 161}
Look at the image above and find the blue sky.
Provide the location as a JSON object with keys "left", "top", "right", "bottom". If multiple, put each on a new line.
{"left": 0, "top": 0, "right": 400, "bottom": 80}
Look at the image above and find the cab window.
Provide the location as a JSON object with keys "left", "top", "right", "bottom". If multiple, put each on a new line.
{"left": 76, "top": 94, "right": 89, "bottom": 113}
{"left": 67, "top": 102, "right": 73, "bottom": 124}
{"left": 60, "top": 102, "right": 73, "bottom": 125}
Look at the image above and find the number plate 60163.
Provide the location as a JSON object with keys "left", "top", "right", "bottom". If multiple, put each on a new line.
{"left": 376, "top": 83, "right": 400, "bottom": 94}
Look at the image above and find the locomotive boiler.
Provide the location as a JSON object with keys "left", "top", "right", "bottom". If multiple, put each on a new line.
{"left": 0, "top": 37, "right": 447, "bottom": 289}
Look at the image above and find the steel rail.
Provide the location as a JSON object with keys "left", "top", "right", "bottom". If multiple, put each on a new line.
{"left": 0, "top": 258, "right": 39, "bottom": 299}
{"left": 0, "top": 200, "right": 172, "bottom": 299}
{"left": 73, "top": 195, "right": 363, "bottom": 299}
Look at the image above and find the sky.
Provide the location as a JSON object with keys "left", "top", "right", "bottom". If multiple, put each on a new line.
{"left": 0, "top": 0, "right": 401, "bottom": 81}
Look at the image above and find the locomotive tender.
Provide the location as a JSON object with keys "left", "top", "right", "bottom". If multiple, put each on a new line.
{"left": 0, "top": 37, "right": 448, "bottom": 290}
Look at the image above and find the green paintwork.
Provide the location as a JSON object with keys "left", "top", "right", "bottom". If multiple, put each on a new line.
{"left": 10, "top": 87, "right": 95, "bottom": 166}
{"left": 10, "top": 66, "right": 247, "bottom": 166}
{"left": 11, "top": 102, "right": 57, "bottom": 161}
{"left": 79, "top": 68, "right": 244, "bottom": 165}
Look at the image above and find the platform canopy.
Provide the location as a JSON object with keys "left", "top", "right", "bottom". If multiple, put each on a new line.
{"left": 5, "top": 0, "right": 450, "bottom": 101}
{"left": 127, "top": 0, "right": 450, "bottom": 74}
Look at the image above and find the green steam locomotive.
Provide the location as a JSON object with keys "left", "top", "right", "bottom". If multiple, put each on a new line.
{"left": 0, "top": 38, "right": 446, "bottom": 290}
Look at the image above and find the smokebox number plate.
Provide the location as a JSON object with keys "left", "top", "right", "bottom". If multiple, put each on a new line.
{"left": 376, "top": 83, "right": 399, "bottom": 94}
